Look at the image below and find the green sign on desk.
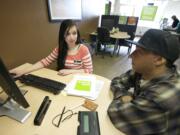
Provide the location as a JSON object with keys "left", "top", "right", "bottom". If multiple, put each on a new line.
{"left": 75, "top": 80, "right": 91, "bottom": 91}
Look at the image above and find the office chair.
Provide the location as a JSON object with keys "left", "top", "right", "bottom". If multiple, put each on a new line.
{"left": 81, "top": 39, "right": 95, "bottom": 57}
{"left": 117, "top": 39, "right": 132, "bottom": 55}
{"left": 97, "top": 27, "right": 112, "bottom": 58}
{"left": 116, "top": 25, "right": 134, "bottom": 55}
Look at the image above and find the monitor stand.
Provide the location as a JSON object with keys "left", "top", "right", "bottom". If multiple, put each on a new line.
{"left": 0, "top": 90, "right": 31, "bottom": 123}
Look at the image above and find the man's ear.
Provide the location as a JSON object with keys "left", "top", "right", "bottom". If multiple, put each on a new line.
{"left": 154, "top": 55, "right": 166, "bottom": 66}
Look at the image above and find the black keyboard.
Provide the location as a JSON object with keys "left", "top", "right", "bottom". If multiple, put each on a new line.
{"left": 18, "top": 74, "right": 66, "bottom": 95}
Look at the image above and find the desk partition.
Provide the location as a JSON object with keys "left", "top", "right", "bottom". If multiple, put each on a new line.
{"left": 101, "top": 15, "right": 138, "bottom": 33}
{"left": 101, "top": 15, "right": 119, "bottom": 31}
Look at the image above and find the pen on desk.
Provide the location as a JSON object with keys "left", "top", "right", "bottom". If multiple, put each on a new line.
{"left": 57, "top": 106, "right": 66, "bottom": 127}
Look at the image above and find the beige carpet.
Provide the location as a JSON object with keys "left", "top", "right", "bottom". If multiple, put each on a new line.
{"left": 93, "top": 45, "right": 180, "bottom": 80}
{"left": 93, "top": 46, "right": 133, "bottom": 80}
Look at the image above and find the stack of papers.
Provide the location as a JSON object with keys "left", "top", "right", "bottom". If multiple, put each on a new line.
{"left": 64, "top": 75, "right": 104, "bottom": 100}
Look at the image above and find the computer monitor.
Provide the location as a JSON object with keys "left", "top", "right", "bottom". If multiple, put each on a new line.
{"left": 101, "top": 15, "right": 119, "bottom": 31}
{"left": 0, "top": 58, "right": 31, "bottom": 123}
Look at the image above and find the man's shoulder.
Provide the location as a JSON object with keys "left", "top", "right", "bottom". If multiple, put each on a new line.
{"left": 145, "top": 71, "right": 180, "bottom": 98}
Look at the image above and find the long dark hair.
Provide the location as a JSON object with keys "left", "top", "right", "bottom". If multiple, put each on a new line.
{"left": 57, "top": 19, "right": 81, "bottom": 70}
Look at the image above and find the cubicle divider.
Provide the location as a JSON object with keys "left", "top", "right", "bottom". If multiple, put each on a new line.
{"left": 101, "top": 15, "right": 139, "bottom": 39}
{"left": 100, "top": 15, "right": 139, "bottom": 55}
{"left": 101, "top": 15, "right": 119, "bottom": 31}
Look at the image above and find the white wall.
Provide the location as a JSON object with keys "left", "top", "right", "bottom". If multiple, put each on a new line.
{"left": 136, "top": 0, "right": 180, "bottom": 36}
{"left": 162, "top": 0, "right": 180, "bottom": 23}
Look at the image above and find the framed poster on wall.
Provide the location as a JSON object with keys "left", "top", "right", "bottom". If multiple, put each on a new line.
{"left": 118, "top": 16, "right": 128, "bottom": 25}
{"left": 140, "top": 6, "right": 158, "bottom": 21}
{"left": 47, "top": 0, "right": 82, "bottom": 22}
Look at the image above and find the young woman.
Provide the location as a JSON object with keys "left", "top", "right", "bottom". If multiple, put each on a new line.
{"left": 10, "top": 19, "right": 93, "bottom": 76}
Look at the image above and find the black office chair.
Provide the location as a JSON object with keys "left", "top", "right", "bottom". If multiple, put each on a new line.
{"left": 115, "top": 25, "right": 132, "bottom": 55}
{"left": 97, "top": 27, "right": 112, "bottom": 58}
{"left": 117, "top": 31, "right": 136, "bottom": 55}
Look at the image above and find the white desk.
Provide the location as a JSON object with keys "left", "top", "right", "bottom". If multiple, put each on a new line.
{"left": 0, "top": 64, "right": 125, "bottom": 135}
{"left": 90, "top": 31, "right": 130, "bottom": 39}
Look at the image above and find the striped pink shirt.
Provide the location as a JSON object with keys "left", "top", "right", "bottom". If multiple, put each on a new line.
{"left": 40, "top": 44, "right": 93, "bottom": 73}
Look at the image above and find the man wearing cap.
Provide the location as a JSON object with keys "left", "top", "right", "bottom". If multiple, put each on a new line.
{"left": 108, "top": 29, "right": 180, "bottom": 135}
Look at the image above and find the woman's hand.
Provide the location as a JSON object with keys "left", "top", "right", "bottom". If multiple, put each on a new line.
{"left": 9, "top": 68, "right": 27, "bottom": 77}
{"left": 58, "top": 69, "right": 85, "bottom": 76}
{"left": 58, "top": 69, "right": 74, "bottom": 76}
{"left": 9, "top": 61, "right": 44, "bottom": 77}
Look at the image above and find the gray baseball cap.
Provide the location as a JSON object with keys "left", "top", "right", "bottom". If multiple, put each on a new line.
{"left": 128, "top": 29, "right": 180, "bottom": 63}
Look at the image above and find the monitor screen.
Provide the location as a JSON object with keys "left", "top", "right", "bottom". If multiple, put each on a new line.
{"left": 101, "top": 15, "right": 119, "bottom": 31}
{"left": 0, "top": 58, "right": 31, "bottom": 123}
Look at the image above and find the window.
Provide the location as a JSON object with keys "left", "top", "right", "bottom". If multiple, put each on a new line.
{"left": 111, "top": 0, "right": 168, "bottom": 28}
